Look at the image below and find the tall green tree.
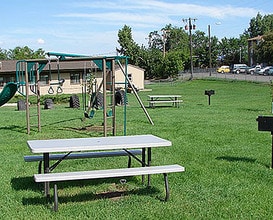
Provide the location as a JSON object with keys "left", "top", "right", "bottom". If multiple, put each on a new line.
{"left": 7, "top": 46, "right": 45, "bottom": 60}
{"left": 217, "top": 36, "right": 248, "bottom": 65}
{"left": 146, "top": 24, "right": 189, "bottom": 78}
{"left": 247, "top": 13, "right": 273, "bottom": 37}
{"left": 256, "top": 32, "right": 273, "bottom": 64}
{"left": 162, "top": 51, "right": 185, "bottom": 78}
{"left": 117, "top": 25, "right": 141, "bottom": 64}
{"left": 0, "top": 48, "right": 8, "bottom": 60}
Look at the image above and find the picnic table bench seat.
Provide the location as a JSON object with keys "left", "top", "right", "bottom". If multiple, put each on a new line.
{"left": 34, "top": 164, "right": 185, "bottom": 211}
{"left": 24, "top": 149, "right": 142, "bottom": 173}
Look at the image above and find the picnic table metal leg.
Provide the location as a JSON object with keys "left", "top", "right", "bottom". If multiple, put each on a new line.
{"left": 147, "top": 147, "right": 151, "bottom": 186}
{"left": 163, "top": 173, "right": 170, "bottom": 201}
{"left": 53, "top": 184, "right": 58, "bottom": 211}
{"left": 142, "top": 148, "right": 146, "bottom": 184}
{"left": 43, "top": 153, "right": 50, "bottom": 197}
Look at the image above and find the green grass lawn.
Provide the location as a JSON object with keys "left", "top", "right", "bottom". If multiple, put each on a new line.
{"left": 1, "top": 79, "right": 273, "bottom": 219}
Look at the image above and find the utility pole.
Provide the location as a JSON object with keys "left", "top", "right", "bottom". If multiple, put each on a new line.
{"left": 208, "top": 24, "right": 212, "bottom": 76}
{"left": 182, "top": 18, "right": 197, "bottom": 80}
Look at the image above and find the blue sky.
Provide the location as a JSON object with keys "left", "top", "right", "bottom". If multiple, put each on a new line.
{"left": 0, "top": 0, "right": 272, "bottom": 56}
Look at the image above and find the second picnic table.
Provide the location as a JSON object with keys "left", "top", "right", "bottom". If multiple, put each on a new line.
{"left": 148, "top": 95, "right": 182, "bottom": 108}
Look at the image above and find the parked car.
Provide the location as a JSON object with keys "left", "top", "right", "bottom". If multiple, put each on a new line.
{"left": 264, "top": 66, "right": 273, "bottom": 75}
{"left": 217, "top": 65, "right": 230, "bottom": 73}
{"left": 258, "top": 66, "right": 272, "bottom": 75}
{"left": 247, "top": 64, "right": 262, "bottom": 74}
{"left": 231, "top": 64, "right": 250, "bottom": 74}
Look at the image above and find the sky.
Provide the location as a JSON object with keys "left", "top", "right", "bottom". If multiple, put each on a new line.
{"left": 0, "top": 0, "right": 272, "bottom": 56}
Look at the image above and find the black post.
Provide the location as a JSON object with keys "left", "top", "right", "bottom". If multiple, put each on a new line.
{"left": 205, "top": 90, "right": 214, "bottom": 105}
{"left": 271, "top": 132, "right": 273, "bottom": 169}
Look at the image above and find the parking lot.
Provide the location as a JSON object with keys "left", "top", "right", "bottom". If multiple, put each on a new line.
{"left": 179, "top": 71, "right": 273, "bottom": 83}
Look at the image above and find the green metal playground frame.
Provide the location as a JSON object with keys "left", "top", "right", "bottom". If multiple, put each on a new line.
{"left": 14, "top": 52, "right": 153, "bottom": 135}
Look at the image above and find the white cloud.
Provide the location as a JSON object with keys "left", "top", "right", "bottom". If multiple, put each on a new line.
{"left": 37, "top": 38, "right": 45, "bottom": 44}
{"left": 67, "top": 0, "right": 262, "bottom": 20}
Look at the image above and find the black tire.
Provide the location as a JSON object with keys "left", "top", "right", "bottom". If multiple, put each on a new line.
{"left": 115, "top": 90, "right": 127, "bottom": 105}
{"left": 69, "top": 95, "right": 80, "bottom": 108}
{"left": 44, "top": 99, "right": 54, "bottom": 109}
{"left": 91, "top": 92, "right": 103, "bottom": 109}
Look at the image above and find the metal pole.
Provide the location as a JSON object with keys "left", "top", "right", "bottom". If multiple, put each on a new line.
{"left": 117, "top": 60, "right": 154, "bottom": 125}
{"left": 36, "top": 63, "right": 41, "bottom": 132}
{"left": 189, "top": 18, "right": 193, "bottom": 80}
{"left": 271, "top": 133, "right": 273, "bottom": 169}
{"left": 25, "top": 62, "right": 30, "bottom": 134}
{"left": 111, "top": 59, "right": 116, "bottom": 136}
{"left": 208, "top": 25, "right": 212, "bottom": 76}
{"left": 103, "top": 59, "right": 107, "bottom": 137}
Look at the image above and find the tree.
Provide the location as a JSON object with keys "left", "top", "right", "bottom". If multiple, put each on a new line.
{"left": 247, "top": 13, "right": 273, "bottom": 38}
{"left": 7, "top": 46, "right": 45, "bottom": 60}
{"left": 162, "top": 51, "right": 185, "bottom": 78}
{"left": 192, "top": 30, "right": 208, "bottom": 67}
{"left": 117, "top": 25, "right": 141, "bottom": 64}
{"left": 0, "top": 48, "right": 8, "bottom": 60}
{"left": 217, "top": 36, "right": 248, "bottom": 65}
{"left": 146, "top": 25, "right": 189, "bottom": 78}
{"left": 257, "top": 32, "right": 273, "bottom": 64}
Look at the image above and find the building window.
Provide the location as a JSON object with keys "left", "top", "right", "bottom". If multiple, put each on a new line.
{"left": 70, "top": 73, "right": 80, "bottom": 84}
{"left": 0, "top": 75, "right": 16, "bottom": 87}
{"left": 128, "top": 73, "right": 132, "bottom": 81}
{"left": 0, "top": 76, "right": 4, "bottom": 87}
{"left": 40, "top": 74, "right": 49, "bottom": 85}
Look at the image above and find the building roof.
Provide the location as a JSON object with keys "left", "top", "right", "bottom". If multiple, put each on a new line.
{"left": 0, "top": 59, "right": 97, "bottom": 74}
{"left": 0, "top": 59, "right": 144, "bottom": 75}
{"left": 0, "top": 60, "right": 17, "bottom": 72}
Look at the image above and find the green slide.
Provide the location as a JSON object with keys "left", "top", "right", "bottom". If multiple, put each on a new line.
{"left": 0, "top": 82, "right": 18, "bottom": 107}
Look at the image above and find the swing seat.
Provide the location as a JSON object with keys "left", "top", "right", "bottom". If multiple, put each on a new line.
{"left": 84, "top": 112, "right": 89, "bottom": 118}
{"left": 89, "top": 109, "right": 96, "bottom": 118}
{"left": 107, "top": 110, "right": 112, "bottom": 117}
{"left": 84, "top": 109, "right": 95, "bottom": 119}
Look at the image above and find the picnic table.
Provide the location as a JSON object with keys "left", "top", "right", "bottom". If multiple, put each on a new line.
{"left": 26, "top": 134, "right": 184, "bottom": 211}
{"left": 148, "top": 95, "right": 182, "bottom": 108}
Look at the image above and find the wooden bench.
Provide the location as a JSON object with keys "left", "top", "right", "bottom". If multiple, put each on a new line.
{"left": 24, "top": 149, "right": 142, "bottom": 173}
{"left": 34, "top": 164, "right": 185, "bottom": 211}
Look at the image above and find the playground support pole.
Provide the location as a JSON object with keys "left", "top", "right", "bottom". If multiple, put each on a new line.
{"left": 36, "top": 63, "right": 41, "bottom": 132}
{"left": 111, "top": 59, "right": 116, "bottom": 136}
{"left": 25, "top": 62, "right": 30, "bottom": 134}
{"left": 103, "top": 59, "right": 107, "bottom": 137}
{"left": 117, "top": 60, "right": 154, "bottom": 125}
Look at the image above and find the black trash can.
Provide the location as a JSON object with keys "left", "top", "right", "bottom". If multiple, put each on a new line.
{"left": 44, "top": 99, "right": 54, "bottom": 109}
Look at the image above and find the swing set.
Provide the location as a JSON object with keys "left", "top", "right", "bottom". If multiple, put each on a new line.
{"left": 15, "top": 55, "right": 66, "bottom": 134}
{"left": 14, "top": 52, "right": 153, "bottom": 135}
{"left": 47, "top": 57, "right": 65, "bottom": 94}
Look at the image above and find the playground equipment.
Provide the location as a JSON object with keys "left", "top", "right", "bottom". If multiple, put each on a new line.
{"left": 80, "top": 55, "right": 154, "bottom": 135}
{"left": 0, "top": 82, "right": 18, "bottom": 107}
{"left": 16, "top": 59, "right": 48, "bottom": 133}
{"left": 47, "top": 58, "right": 65, "bottom": 94}
{"left": 11, "top": 52, "right": 153, "bottom": 135}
